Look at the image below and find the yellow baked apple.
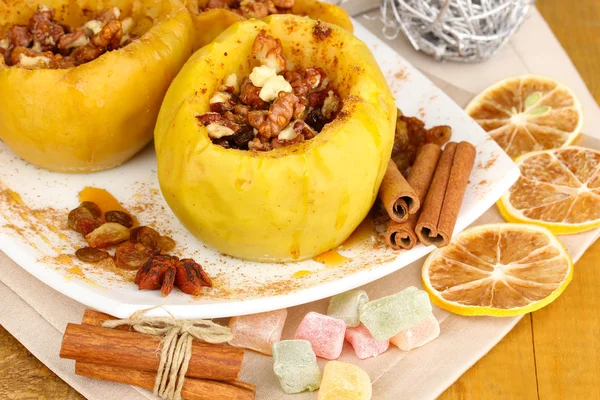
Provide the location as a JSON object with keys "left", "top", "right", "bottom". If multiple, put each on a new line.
{"left": 187, "top": 0, "right": 353, "bottom": 50}
{"left": 0, "top": 0, "right": 194, "bottom": 172}
{"left": 155, "top": 15, "right": 395, "bottom": 262}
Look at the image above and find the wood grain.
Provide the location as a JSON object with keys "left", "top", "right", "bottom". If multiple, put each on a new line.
{"left": 440, "top": 317, "right": 539, "bottom": 399}
{"left": 531, "top": 238, "right": 600, "bottom": 400}
{"left": 0, "top": 2, "right": 599, "bottom": 400}
{"left": 537, "top": 0, "right": 600, "bottom": 105}
{"left": 441, "top": 2, "right": 600, "bottom": 398}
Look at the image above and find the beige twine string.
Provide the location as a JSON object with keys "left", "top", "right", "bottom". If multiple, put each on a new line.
{"left": 102, "top": 308, "right": 233, "bottom": 400}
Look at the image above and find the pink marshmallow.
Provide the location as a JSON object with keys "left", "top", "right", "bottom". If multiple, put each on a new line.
{"left": 295, "top": 312, "right": 346, "bottom": 360}
{"left": 345, "top": 324, "right": 390, "bottom": 359}
{"left": 390, "top": 314, "right": 440, "bottom": 351}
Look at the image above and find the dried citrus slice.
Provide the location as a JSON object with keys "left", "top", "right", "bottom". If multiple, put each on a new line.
{"left": 465, "top": 75, "right": 583, "bottom": 159}
{"left": 422, "top": 224, "right": 572, "bottom": 316}
{"left": 498, "top": 146, "right": 600, "bottom": 234}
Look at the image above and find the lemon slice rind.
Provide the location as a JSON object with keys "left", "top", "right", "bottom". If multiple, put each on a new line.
{"left": 466, "top": 74, "right": 584, "bottom": 159}
{"left": 498, "top": 146, "right": 600, "bottom": 235}
{"left": 422, "top": 223, "right": 573, "bottom": 317}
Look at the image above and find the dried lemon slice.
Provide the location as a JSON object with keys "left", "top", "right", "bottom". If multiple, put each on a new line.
{"left": 466, "top": 75, "right": 583, "bottom": 159}
{"left": 422, "top": 224, "right": 573, "bottom": 316}
{"left": 498, "top": 146, "right": 600, "bottom": 234}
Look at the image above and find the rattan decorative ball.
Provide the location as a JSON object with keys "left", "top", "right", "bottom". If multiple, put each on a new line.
{"left": 380, "top": 0, "right": 534, "bottom": 62}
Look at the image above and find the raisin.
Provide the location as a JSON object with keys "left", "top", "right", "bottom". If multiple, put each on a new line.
{"left": 114, "top": 241, "right": 154, "bottom": 270}
{"left": 80, "top": 201, "right": 102, "bottom": 218}
{"left": 68, "top": 206, "right": 93, "bottom": 231}
{"left": 105, "top": 210, "right": 134, "bottom": 228}
{"left": 76, "top": 218, "right": 103, "bottom": 235}
{"left": 75, "top": 247, "right": 109, "bottom": 263}
{"left": 131, "top": 226, "right": 161, "bottom": 251}
{"left": 232, "top": 126, "right": 254, "bottom": 149}
{"left": 158, "top": 236, "right": 176, "bottom": 253}
{"left": 305, "top": 108, "right": 327, "bottom": 132}
{"left": 85, "top": 222, "right": 130, "bottom": 248}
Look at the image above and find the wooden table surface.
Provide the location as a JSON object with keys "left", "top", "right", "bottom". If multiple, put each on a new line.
{"left": 1, "top": 2, "right": 599, "bottom": 399}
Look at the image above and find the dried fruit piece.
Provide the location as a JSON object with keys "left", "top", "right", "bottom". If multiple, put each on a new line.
{"left": 79, "top": 201, "right": 102, "bottom": 218}
{"left": 162, "top": 267, "right": 177, "bottom": 297}
{"left": 135, "top": 254, "right": 178, "bottom": 296}
{"left": 135, "top": 255, "right": 213, "bottom": 297}
{"left": 175, "top": 258, "right": 213, "bottom": 295}
{"left": 75, "top": 247, "right": 109, "bottom": 262}
{"left": 68, "top": 206, "right": 93, "bottom": 231}
{"left": 466, "top": 75, "right": 583, "bottom": 158}
{"left": 114, "top": 241, "right": 155, "bottom": 270}
{"left": 85, "top": 222, "right": 130, "bottom": 248}
{"left": 158, "top": 236, "right": 176, "bottom": 253}
{"left": 76, "top": 217, "right": 103, "bottom": 235}
{"left": 105, "top": 210, "right": 134, "bottom": 228}
{"left": 422, "top": 224, "right": 573, "bottom": 316}
{"left": 131, "top": 226, "right": 161, "bottom": 251}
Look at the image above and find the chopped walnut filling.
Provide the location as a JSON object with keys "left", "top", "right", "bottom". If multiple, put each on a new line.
{"left": 1, "top": 5, "right": 138, "bottom": 69}
{"left": 197, "top": 30, "right": 342, "bottom": 151}
{"left": 204, "top": 0, "right": 294, "bottom": 19}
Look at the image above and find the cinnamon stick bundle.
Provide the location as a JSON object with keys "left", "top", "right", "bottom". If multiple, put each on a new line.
{"left": 379, "top": 160, "right": 420, "bottom": 222}
{"left": 60, "top": 323, "right": 244, "bottom": 381}
{"left": 76, "top": 363, "right": 255, "bottom": 400}
{"left": 415, "top": 141, "right": 476, "bottom": 248}
{"left": 385, "top": 144, "right": 442, "bottom": 250}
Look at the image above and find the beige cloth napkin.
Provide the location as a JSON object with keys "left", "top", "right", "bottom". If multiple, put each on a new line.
{"left": 1, "top": 4, "right": 600, "bottom": 400}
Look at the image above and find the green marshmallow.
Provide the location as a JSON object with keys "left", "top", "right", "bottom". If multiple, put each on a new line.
{"left": 360, "top": 286, "right": 433, "bottom": 341}
{"left": 327, "top": 289, "right": 369, "bottom": 327}
{"left": 272, "top": 340, "right": 322, "bottom": 394}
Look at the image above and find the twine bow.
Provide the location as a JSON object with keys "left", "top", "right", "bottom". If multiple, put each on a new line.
{"left": 102, "top": 308, "right": 233, "bottom": 400}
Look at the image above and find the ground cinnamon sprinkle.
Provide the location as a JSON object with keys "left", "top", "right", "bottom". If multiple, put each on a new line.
{"left": 0, "top": 178, "right": 404, "bottom": 300}
{"left": 477, "top": 154, "right": 498, "bottom": 170}
{"left": 394, "top": 70, "right": 408, "bottom": 81}
{"left": 312, "top": 21, "right": 332, "bottom": 40}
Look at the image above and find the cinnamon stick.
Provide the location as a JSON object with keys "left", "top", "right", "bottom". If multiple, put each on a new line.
{"left": 415, "top": 141, "right": 476, "bottom": 247}
{"left": 76, "top": 362, "right": 255, "bottom": 400}
{"left": 60, "top": 323, "right": 243, "bottom": 381}
{"left": 385, "top": 144, "right": 442, "bottom": 250}
{"left": 379, "top": 160, "right": 420, "bottom": 222}
{"left": 82, "top": 308, "right": 130, "bottom": 329}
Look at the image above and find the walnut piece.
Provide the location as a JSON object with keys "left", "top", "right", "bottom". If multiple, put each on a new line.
{"left": 31, "top": 19, "right": 64, "bottom": 52}
{"left": 248, "top": 92, "right": 304, "bottom": 138}
{"left": 252, "top": 30, "right": 286, "bottom": 72}
{"left": 210, "top": 91, "right": 236, "bottom": 113}
{"left": 7, "top": 25, "right": 33, "bottom": 48}
{"left": 3, "top": 6, "right": 134, "bottom": 68}
{"left": 239, "top": 78, "right": 268, "bottom": 109}
{"left": 197, "top": 112, "right": 240, "bottom": 139}
{"left": 197, "top": 31, "right": 341, "bottom": 151}
{"left": 241, "top": 1, "right": 277, "bottom": 19}
{"left": 58, "top": 30, "right": 89, "bottom": 53}
{"left": 273, "top": 0, "right": 294, "bottom": 8}
{"left": 91, "top": 20, "right": 122, "bottom": 51}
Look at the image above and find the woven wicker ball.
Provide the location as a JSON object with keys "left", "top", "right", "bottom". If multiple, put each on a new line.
{"left": 381, "top": 0, "right": 534, "bottom": 62}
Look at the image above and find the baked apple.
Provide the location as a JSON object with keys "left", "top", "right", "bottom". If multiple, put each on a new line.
{"left": 155, "top": 15, "right": 396, "bottom": 262}
{"left": 0, "top": 0, "right": 194, "bottom": 172}
{"left": 187, "top": 0, "right": 353, "bottom": 50}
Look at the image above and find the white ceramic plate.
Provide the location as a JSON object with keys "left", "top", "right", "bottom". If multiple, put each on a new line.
{"left": 0, "top": 22, "right": 519, "bottom": 318}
